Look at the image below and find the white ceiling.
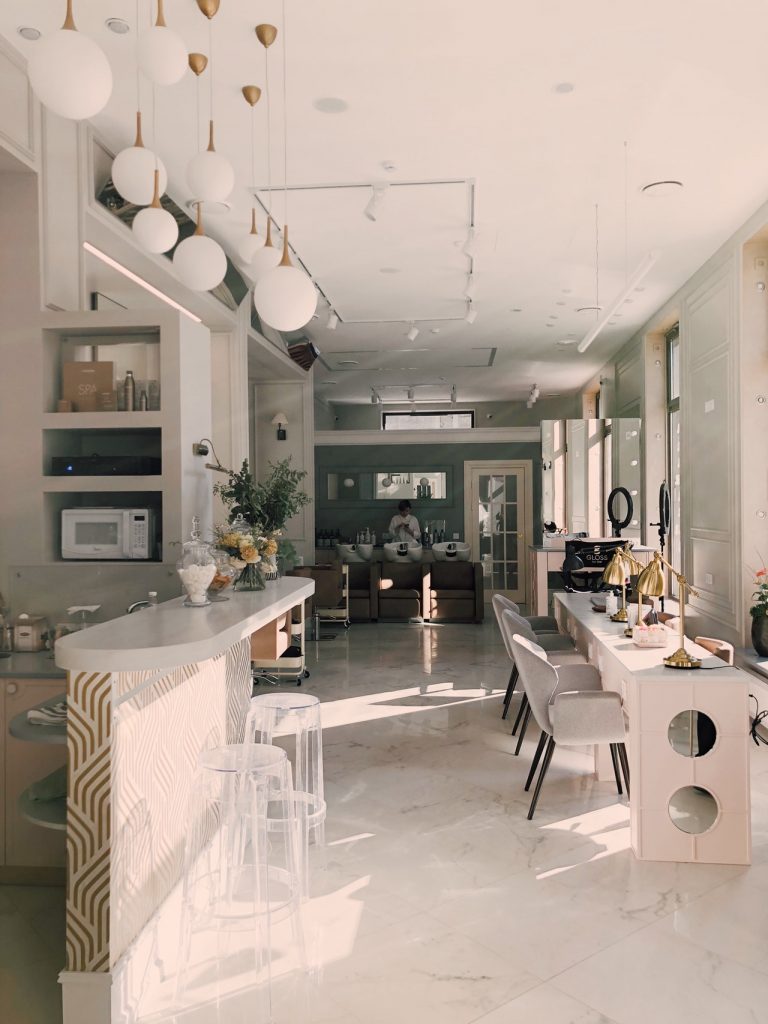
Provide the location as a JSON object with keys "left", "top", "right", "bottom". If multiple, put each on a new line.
{"left": 5, "top": 1, "right": 768, "bottom": 405}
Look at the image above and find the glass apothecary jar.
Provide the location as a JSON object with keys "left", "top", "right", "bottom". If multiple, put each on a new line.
{"left": 177, "top": 516, "right": 216, "bottom": 607}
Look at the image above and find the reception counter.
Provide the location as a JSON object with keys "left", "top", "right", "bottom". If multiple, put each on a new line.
{"left": 54, "top": 578, "right": 314, "bottom": 1024}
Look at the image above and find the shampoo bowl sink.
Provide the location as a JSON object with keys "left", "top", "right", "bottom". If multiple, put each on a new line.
{"left": 383, "top": 542, "right": 423, "bottom": 563}
{"left": 338, "top": 543, "right": 373, "bottom": 563}
{"left": 431, "top": 541, "right": 471, "bottom": 561}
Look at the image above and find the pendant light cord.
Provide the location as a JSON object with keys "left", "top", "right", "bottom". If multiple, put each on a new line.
{"left": 594, "top": 203, "right": 600, "bottom": 321}
{"left": 282, "top": 0, "right": 289, "bottom": 228}
{"left": 623, "top": 140, "right": 629, "bottom": 287}
{"left": 265, "top": 43, "right": 272, "bottom": 225}
{"left": 135, "top": 0, "right": 141, "bottom": 116}
{"left": 208, "top": 17, "right": 214, "bottom": 124}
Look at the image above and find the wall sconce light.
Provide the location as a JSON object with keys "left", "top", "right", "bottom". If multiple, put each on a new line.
{"left": 271, "top": 412, "right": 288, "bottom": 440}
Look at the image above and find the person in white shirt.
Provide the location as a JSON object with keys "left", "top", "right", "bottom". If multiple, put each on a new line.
{"left": 388, "top": 500, "right": 421, "bottom": 543}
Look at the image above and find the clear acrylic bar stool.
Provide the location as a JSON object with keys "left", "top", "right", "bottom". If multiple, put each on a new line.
{"left": 245, "top": 693, "right": 326, "bottom": 857}
{"left": 176, "top": 743, "right": 307, "bottom": 1020}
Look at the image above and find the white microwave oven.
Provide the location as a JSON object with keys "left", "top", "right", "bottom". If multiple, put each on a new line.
{"left": 61, "top": 508, "right": 157, "bottom": 560}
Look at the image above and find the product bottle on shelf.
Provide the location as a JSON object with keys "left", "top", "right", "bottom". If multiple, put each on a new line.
{"left": 147, "top": 591, "right": 158, "bottom": 607}
{"left": 371, "top": 531, "right": 376, "bottom": 546}
{"left": 123, "top": 370, "right": 135, "bottom": 412}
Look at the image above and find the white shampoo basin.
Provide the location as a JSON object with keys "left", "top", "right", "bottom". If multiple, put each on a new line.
{"left": 383, "top": 542, "right": 423, "bottom": 563}
{"left": 338, "top": 543, "right": 373, "bottom": 563}
{"left": 431, "top": 541, "right": 471, "bottom": 561}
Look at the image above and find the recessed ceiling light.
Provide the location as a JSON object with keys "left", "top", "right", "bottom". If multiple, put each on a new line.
{"left": 554, "top": 82, "right": 575, "bottom": 93}
{"left": 561, "top": 288, "right": 573, "bottom": 294}
{"left": 576, "top": 305, "right": 603, "bottom": 314}
{"left": 549, "top": 315, "right": 559, "bottom": 320}
{"left": 338, "top": 360, "right": 359, "bottom": 366}
{"left": 379, "top": 267, "right": 400, "bottom": 274}
{"left": 556, "top": 339, "right": 579, "bottom": 346}
{"left": 555, "top": 300, "right": 566, "bottom": 306}
{"left": 313, "top": 97, "right": 348, "bottom": 114}
{"left": 511, "top": 307, "right": 522, "bottom": 313}
{"left": 546, "top": 323, "right": 555, "bottom": 327}
{"left": 382, "top": 161, "right": 396, "bottom": 172}
{"left": 323, "top": 379, "right": 338, "bottom": 385}
{"left": 106, "top": 17, "right": 131, "bottom": 34}
{"left": 641, "top": 180, "right": 684, "bottom": 198}
{"left": 430, "top": 328, "right": 441, "bottom": 334}
{"left": 17, "top": 26, "right": 41, "bottom": 41}
{"left": 634, "top": 286, "right": 646, "bottom": 293}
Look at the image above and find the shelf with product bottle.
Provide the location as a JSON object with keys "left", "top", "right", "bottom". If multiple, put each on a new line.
{"left": 1, "top": 309, "right": 212, "bottom": 573}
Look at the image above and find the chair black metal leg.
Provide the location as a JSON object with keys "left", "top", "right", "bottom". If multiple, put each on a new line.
{"left": 617, "top": 742, "right": 630, "bottom": 797}
{"left": 501, "top": 665, "right": 518, "bottom": 720}
{"left": 527, "top": 736, "right": 556, "bottom": 820}
{"left": 609, "top": 743, "right": 623, "bottom": 796}
{"left": 511, "top": 693, "right": 528, "bottom": 736}
{"left": 524, "top": 730, "right": 548, "bottom": 791}
{"left": 514, "top": 704, "right": 531, "bottom": 755}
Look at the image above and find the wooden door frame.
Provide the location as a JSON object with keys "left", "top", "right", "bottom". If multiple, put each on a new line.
{"left": 463, "top": 459, "right": 534, "bottom": 603}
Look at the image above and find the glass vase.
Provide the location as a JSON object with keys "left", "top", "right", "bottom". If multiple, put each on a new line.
{"left": 235, "top": 563, "right": 266, "bottom": 592}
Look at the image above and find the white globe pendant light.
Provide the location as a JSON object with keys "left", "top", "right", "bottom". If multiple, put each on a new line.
{"left": 250, "top": 219, "right": 281, "bottom": 282}
{"left": 112, "top": 112, "right": 168, "bottom": 206}
{"left": 254, "top": 227, "right": 317, "bottom": 331}
{"left": 187, "top": 120, "right": 234, "bottom": 203}
{"left": 27, "top": 0, "right": 113, "bottom": 121}
{"left": 173, "top": 203, "right": 227, "bottom": 292}
{"left": 132, "top": 169, "right": 178, "bottom": 253}
{"left": 138, "top": 0, "right": 187, "bottom": 86}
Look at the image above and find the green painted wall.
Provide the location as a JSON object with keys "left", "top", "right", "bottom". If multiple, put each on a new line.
{"left": 314, "top": 441, "right": 542, "bottom": 544}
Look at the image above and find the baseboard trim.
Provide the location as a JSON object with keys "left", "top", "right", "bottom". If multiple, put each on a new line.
{"left": 60, "top": 970, "right": 111, "bottom": 1024}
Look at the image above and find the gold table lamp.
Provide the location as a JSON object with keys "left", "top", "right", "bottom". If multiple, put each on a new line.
{"left": 636, "top": 551, "right": 701, "bottom": 669}
{"left": 602, "top": 548, "right": 629, "bottom": 622}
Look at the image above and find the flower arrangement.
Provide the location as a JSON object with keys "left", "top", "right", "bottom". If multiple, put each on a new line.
{"left": 214, "top": 524, "right": 278, "bottom": 591}
{"left": 750, "top": 566, "right": 768, "bottom": 618}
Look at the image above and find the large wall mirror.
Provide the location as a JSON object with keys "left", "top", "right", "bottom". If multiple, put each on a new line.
{"left": 325, "top": 469, "right": 450, "bottom": 504}
{"left": 541, "top": 418, "right": 642, "bottom": 539}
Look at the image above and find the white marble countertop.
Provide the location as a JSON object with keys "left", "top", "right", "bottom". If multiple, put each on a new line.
{"left": 54, "top": 577, "right": 314, "bottom": 673}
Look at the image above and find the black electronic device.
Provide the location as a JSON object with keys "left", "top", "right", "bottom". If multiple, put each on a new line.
{"left": 51, "top": 455, "right": 162, "bottom": 476}
{"left": 561, "top": 538, "right": 627, "bottom": 593}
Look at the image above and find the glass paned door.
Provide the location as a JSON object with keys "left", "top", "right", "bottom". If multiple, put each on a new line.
{"left": 468, "top": 464, "right": 527, "bottom": 601}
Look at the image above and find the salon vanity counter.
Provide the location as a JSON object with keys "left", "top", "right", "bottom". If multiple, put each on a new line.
{"left": 529, "top": 541, "right": 653, "bottom": 616}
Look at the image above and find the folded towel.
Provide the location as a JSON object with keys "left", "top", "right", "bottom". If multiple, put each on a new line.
{"left": 28, "top": 765, "right": 67, "bottom": 802}
{"left": 27, "top": 700, "right": 67, "bottom": 726}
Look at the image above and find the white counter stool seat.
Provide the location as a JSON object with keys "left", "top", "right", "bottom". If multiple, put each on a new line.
{"left": 177, "top": 743, "right": 306, "bottom": 1015}
{"left": 510, "top": 635, "right": 629, "bottom": 820}
{"left": 246, "top": 692, "right": 326, "bottom": 860}
{"left": 499, "top": 605, "right": 586, "bottom": 754}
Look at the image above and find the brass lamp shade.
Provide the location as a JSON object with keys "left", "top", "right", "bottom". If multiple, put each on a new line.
{"left": 637, "top": 555, "right": 665, "bottom": 598}
{"left": 602, "top": 550, "right": 627, "bottom": 586}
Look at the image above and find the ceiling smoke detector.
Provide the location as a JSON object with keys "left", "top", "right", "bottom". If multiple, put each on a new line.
{"left": 17, "top": 26, "right": 41, "bottom": 40}
{"left": 106, "top": 17, "right": 131, "bottom": 34}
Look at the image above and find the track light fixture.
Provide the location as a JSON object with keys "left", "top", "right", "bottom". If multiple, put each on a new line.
{"left": 407, "top": 387, "right": 415, "bottom": 401}
{"left": 462, "top": 226, "right": 479, "bottom": 257}
{"left": 406, "top": 324, "right": 420, "bottom": 342}
{"left": 370, "top": 389, "right": 378, "bottom": 405}
{"left": 465, "top": 303, "right": 477, "bottom": 325}
{"left": 327, "top": 311, "right": 339, "bottom": 330}
{"left": 451, "top": 384, "right": 457, "bottom": 404}
{"left": 364, "top": 183, "right": 389, "bottom": 222}
{"left": 526, "top": 383, "right": 539, "bottom": 409}
{"left": 464, "top": 274, "right": 477, "bottom": 300}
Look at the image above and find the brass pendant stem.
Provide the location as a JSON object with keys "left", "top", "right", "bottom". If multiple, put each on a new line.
{"left": 264, "top": 218, "right": 273, "bottom": 248}
{"left": 188, "top": 53, "right": 208, "bottom": 77}
{"left": 150, "top": 169, "right": 162, "bottom": 209}
{"left": 279, "top": 226, "right": 292, "bottom": 267}
{"left": 62, "top": 0, "right": 76, "bottom": 31}
{"left": 155, "top": 0, "right": 167, "bottom": 27}
{"left": 196, "top": 0, "right": 220, "bottom": 19}
{"left": 134, "top": 111, "right": 144, "bottom": 148}
{"left": 250, "top": 208, "right": 258, "bottom": 235}
{"left": 207, "top": 120, "right": 215, "bottom": 152}
{"left": 194, "top": 202, "right": 204, "bottom": 236}
{"left": 255, "top": 24, "right": 278, "bottom": 48}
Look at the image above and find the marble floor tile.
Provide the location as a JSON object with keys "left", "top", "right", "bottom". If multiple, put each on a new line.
{"left": 553, "top": 917, "right": 768, "bottom": 1024}
{"left": 471, "top": 982, "right": 619, "bottom": 1023}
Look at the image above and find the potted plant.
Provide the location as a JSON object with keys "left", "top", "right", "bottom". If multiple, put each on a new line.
{"left": 214, "top": 457, "right": 311, "bottom": 574}
{"left": 749, "top": 566, "right": 768, "bottom": 657}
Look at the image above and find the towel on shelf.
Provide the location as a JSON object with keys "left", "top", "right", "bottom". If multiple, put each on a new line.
{"left": 28, "top": 765, "right": 67, "bottom": 802}
{"left": 27, "top": 700, "right": 67, "bottom": 726}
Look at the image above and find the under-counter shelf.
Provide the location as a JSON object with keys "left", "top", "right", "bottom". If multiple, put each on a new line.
{"left": 42, "top": 412, "right": 163, "bottom": 429}
{"left": 43, "top": 476, "right": 163, "bottom": 492}
{"left": 18, "top": 788, "right": 66, "bottom": 831}
{"left": 9, "top": 692, "right": 66, "bottom": 745}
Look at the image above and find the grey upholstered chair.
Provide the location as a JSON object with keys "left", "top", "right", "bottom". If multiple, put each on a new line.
{"left": 510, "top": 634, "right": 629, "bottom": 819}
{"left": 498, "top": 604, "right": 585, "bottom": 752}
{"left": 493, "top": 593, "right": 560, "bottom": 634}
